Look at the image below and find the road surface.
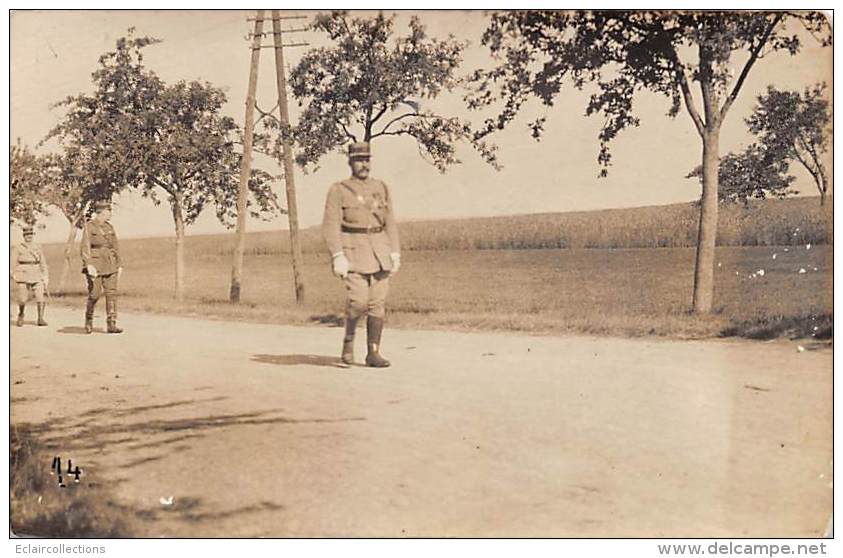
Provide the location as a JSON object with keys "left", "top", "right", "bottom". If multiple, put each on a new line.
{"left": 11, "top": 306, "right": 832, "bottom": 537}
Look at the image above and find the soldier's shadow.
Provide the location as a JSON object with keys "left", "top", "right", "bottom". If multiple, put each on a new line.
{"left": 58, "top": 326, "right": 105, "bottom": 334}
{"left": 251, "top": 354, "right": 349, "bottom": 368}
{"left": 10, "top": 320, "right": 53, "bottom": 328}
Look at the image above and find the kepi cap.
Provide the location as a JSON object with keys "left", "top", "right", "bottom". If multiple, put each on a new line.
{"left": 348, "top": 142, "right": 371, "bottom": 160}
{"left": 94, "top": 200, "right": 112, "bottom": 211}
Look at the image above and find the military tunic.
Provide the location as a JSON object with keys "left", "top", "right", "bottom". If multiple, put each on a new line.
{"left": 80, "top": 219, "right": 121, "bottom": 300}
{"left": 322, "top": 177, "right": 400, "bottom": 319}
{"left": 322, "top": 177, "right": 400, "bottom": 274}
{"left": 80, "top": 220, "right": 121, "bottom": 275}
{"left": 11, "top": 242, "right": 48, "bottom": 303}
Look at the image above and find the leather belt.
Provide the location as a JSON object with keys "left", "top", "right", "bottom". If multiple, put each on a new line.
{"left": 342, "top": 225, "right": 383, "bottom": 234}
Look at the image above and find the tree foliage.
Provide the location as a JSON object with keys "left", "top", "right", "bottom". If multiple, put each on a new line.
{"left": 746, "top": 83, "right": 831, "bottom": 201}
{"left": 45, "top": 30, "right": 280, "bottom": 228}
{"left": 10, "top": 141, "right": 50, "bottom": 225}
{"left": 39, "top": 151, "right": 88, "bottom": 228}
{"left": 469, "top": 11, "right": 831, "bottom": 175}
{"left": 45, "top": 33, "right": 161, "bottom": 203}
{"left": 275, "top": 11, "right": 498, "bottom": 172}
{"left": 687, "top": 146, "right": 796, "bottom": 205}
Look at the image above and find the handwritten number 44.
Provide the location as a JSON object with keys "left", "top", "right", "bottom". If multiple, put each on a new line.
{"left": 50, "top": 456, "right": 82, "bottom": 487}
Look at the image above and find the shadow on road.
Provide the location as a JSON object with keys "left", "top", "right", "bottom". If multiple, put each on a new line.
{"left": 19, "top": 401, "right": 365, "bottom": 463}
{"left": 308, "top": 313, "right": 343, "bottom": 326}
{"left": 10, "top": 320, "right": 39, "bottom": 327}
{"left": 162, "top": 496, "right": 285, "bottom": 523}
{"left": 78, "top": 397, "right": 229, "bottom": 420}
{"left": 252, "top": 353, "right": 347, "bottom": 368}
{"left": 58, "top": 326, "right": 103, "bottom": 335}
{"left": 12, "top": 393, "right": 365, "bottom": 535}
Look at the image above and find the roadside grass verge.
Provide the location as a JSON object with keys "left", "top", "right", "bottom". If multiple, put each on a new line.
{"left": 41, "top": 245, "right": 831, "bottom": 341}
{"left": 10, "top": 424, "right": 137, "bottom": 537}
{"left": 720, "top": 313, "right": 833, "bottom": 340}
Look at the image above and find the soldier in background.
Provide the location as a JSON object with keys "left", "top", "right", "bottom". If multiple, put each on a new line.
{"left": 322, "top": 142, "right": 401, "bottom": 367}
{"left": 10, "top": 225, "right": 49, "bottom": 327}
{"left": 80, "top": 201, "right": 123, "bottom": 334}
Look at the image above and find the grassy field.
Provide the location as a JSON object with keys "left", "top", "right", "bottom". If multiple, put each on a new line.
{"left": 31, "top": 197, "right": 831, "bottom": 340}
{"left": 185, "top": 196, "right": 830, "bottom": 255}
{"left": 41, "top": 239, "right": 832, "bottom": 340}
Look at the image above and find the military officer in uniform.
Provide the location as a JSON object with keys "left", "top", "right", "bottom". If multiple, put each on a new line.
{"left": 10, "top": 225, "right": 49, "bottom": 327}
{"left": 80, "top": 201, "right": 123, "bottom": 334}
{"left": 322, "top": 142, "right": 400, "bottom": 367}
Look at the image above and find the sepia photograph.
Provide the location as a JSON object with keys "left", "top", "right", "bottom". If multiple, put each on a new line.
{"left": 8, "top": 6, "right": 834, "bottom": 546}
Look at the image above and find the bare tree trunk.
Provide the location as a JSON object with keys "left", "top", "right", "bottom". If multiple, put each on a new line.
{"left": 692, "top": 129, "right": 720, "bottom": 314}
{"left": 817, "top": 163, "right": 828, "bottom": 206}
{"left": 57, "top": 219, "right": 78, "bottom": 294}
{"left": 173, "top": 198, "right": 186, "bottom": 302}
{"left": 812, "top": 160, "right": 833, "bottom": 244}
{"left": 819, "top": 167, "right": 832, "bottom": 242}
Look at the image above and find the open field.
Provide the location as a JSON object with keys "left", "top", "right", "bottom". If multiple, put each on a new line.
{"left": 120, "top": 197, "right": 830, "bottom": 256}
{"left": 41, "top": 242, "right": 831, "bottom": 340}
{"left": 33, "top": 198, "right": 832, "bottom": 339}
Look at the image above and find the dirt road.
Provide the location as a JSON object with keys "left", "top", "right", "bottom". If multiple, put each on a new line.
{"left": 11, "top": 306, "right": 832, "bottom": 537}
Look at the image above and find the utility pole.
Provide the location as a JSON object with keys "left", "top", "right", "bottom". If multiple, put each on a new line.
{"left": 229, "top": 10, "right": 264, "bottom": 303}
{"left": 271, "top": 10, "right": 307, "bottom": 303}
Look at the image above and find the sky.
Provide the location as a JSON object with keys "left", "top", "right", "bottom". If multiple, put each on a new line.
{"left": 9, "top": 9, "right": 833, "bottom": 242}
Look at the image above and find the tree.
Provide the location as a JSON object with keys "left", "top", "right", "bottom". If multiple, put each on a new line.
{"left": 10, "top": 140, "right": 49, "bottom": 226}
{"left": 47, "top": 32, "right": 280, "bottom": 301}
{"left": 38, "top": 150, "right": 89, "bottom": 293}
{"left": 746, "top": 84, "right": 831, "bottom": 205}
{"left": 273, "top": 11, "right": 498, "bottom": 172}
{"left": 469, "top": 11, "right": 830, "bottom": 313}
{"left": 686, "top": 145, "right": 796, "bottom": 205}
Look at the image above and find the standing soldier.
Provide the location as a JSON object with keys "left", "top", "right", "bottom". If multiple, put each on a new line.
{"left": 80, "top": 201, "right": 123, "bottom": 334}
{"left": 323, "top": 142, "right": 401, "bottom": 367}
{"left": 10, "top": 225, "right": 49, "bottom": 327}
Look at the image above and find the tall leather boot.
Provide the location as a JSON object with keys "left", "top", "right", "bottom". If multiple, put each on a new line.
{"left": 365, "top": 316, "right": 391, "bottom": 368}
{"left": 85, "top": 299, "right": 96, "bottom": 334}
{"left": 16, "top": 304, "right": 25, "bottom": 327}
{"left": 37, "top": 303, "right": 47, "bottom": 326}
{"left": 105, "top": 298, "right": 123, "bottom": 334}
{"left": 341, "top": 316, "right": 359, "bottom": 366}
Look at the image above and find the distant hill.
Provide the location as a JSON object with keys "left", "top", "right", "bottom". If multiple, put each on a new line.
{"left": 43, "top": 196, "right": 830, "bottom": 257}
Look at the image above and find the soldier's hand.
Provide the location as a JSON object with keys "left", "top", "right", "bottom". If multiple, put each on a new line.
{"left": 86, "top": 265, "right": 98, "bottom": 277}
{"left": 332, "top": 253, "right": 350, "bottom": 279}
{"left": 390, "top": 253, "right": 401, "bottom": 274}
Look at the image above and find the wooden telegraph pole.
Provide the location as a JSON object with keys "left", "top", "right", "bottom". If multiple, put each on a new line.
{"left": 229, "top": 10, "right": 265, "bottom": 303}
{"left": 271, "top": 10, "right": 307, "bottom": 303}
{"left": 229, "top": 11, "right": 308, "bottom": 304}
